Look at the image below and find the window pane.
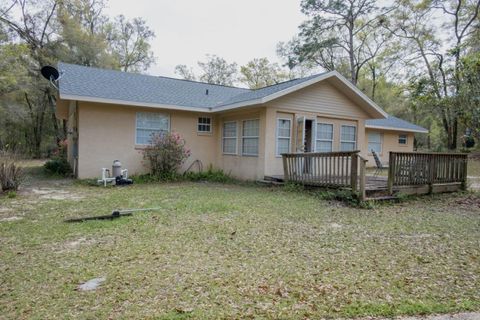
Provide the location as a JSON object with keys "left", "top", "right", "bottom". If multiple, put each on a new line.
{"left": 136, "top": 112, "right": 169, "bottom": 144}
{"left": 198, "top": 116, "right": 212, "bottom": 132}
{"left": 341, "top": 125, "right": 356, "bottom": 142}
{"left": 368, "top": 132, "right": 382, "bottom": 153}
{"left": 368, "top": 132, "right": 381, "bottom": 143}
{"left": 198, "top": 123, "right": 211, "bottom": 132}
{"left": 277, "top": 119, "right": 291, "bottom": 137}
{"left": 368, "top": 142, "right": 381, "bottom": 153}
{"left": 316, "top": 141, "right": 332, "bottom": 152}
{"left": 341, "top": 142, "right": 355, "bottom": 151}
{"left": 223, "top": 138, "right": 236, "bottom": 154}
{"left": 317, "top": 123, "right": 333, "bottom": 140}
{"left": 242, "top": 137, "right": 259, "bottom": 155}
{"left": 243, "top": 119, "right": 259, "bottom": 137}
{"left": 198, "top": 117, "right": 211, "bottom": 125}
{"left": 223, "top": 122, "right": 237, "bottom": 138}
{"left": 136, "top": 113, "right": 168, "bottom": 130}
{"left": 399, "top": 134, "right": 407, "bottom": 144}
{"left": 276, "top": 119, "right": 290, "bottom": 155}
{"left": 277, "top": 138, "right": 290, "bottom": 154}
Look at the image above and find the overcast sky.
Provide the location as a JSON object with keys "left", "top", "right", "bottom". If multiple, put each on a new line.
{"left": 104, "top": 0, "right": 307, "bottom": 77}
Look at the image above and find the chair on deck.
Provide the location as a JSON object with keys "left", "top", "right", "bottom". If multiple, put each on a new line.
{"left": 371, "top": 150, "right": 388, "bottom": 177}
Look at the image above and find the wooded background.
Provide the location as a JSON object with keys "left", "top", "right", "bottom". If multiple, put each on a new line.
{"left": 1, "top": 0, "right": 479, "bottom": 158}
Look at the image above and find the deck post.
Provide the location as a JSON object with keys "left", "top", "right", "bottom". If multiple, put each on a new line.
{"left": 350, "top": 152, "right": 358, "bottom": 192}
{"left": 387, "top": 152, "right": 394, "bottom": 195}
{"left": 359, "top": 157, "right": 367, "bottom": 201}
{"left": 428, "top": 154, "right": 435, "bottom": 194}
{"left": 282, "top": 154, "right": 289, "bottom": 181}
{"left": 461, "top": 154, "right": 468, "bottom": 190}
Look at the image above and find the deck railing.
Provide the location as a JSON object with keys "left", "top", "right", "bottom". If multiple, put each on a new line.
{"left": 387, "top": 151, "right": 468, "bottom": 193}
{"left": 282, "top": 151, "right": 360, "bottom": 189}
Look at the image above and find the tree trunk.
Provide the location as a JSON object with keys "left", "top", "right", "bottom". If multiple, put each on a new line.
{"left": 47, "top": 88, "right": 62, "bottom": 145}
{"left": 371, "top": 65, "right": 376, "bottom": 101}
{"left": 348, "top": 16, "right": 356, "bottom": 85}
{"left": 451, "top": 117, "right": 458, "bottom": 150}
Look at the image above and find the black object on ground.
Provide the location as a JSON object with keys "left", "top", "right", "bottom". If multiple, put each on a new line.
{"left": 64, "top": 208, "right": 161, "bottom": 223}
{"left": 115, "top": 176, "right": 133, "bottom": 186}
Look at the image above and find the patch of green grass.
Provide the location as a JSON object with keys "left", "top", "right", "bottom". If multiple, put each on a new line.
{"left": 342, "top": 299, "right": 479, "bottom": 318}
{"left": 0, "top": 167, "right": 479, "bottom": 319}
{"left": 284, "top": 185, "right": 370, "bottom": 208}
{"left": 6, "top": 191, "right": 16, "bottom": 198}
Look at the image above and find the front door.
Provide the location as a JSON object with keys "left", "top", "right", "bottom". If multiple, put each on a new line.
{"left": 295, "top": 116, "right": 315, "bottom": 153}
{"left": 304, "top": 119, "right": 314, "bottom": 152}
{"left": 295, "top": 117, "right": 316, "bottom": 173}
{"left": 295, "top": 116, "right": 305, "bottom": 152}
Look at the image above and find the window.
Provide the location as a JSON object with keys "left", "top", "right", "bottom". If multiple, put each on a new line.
{"left": 340, "top": 125, "right": 356, "bottom": 151}
{"left": 197, "top": 117, "right": 212, "bottom": 133}
{"left": 222, "top": 121, "right": 237, "bottom": 154}
{"left": 242, "top": 119, "right": 260, "bottom": 156}
{"left": 368, "top": 132, "right": 382, "bottom": 153}
{"left": 136, "top": 112, "right": 169, "bottom": 145}
{"left": 276, "top": 119, "right": 291, "bottom": 155}
{"left": 399, "top": 134, "right": 408, "bottom": 145}
{"left": 315, "top": 123, "right": 333, "bottom": 152}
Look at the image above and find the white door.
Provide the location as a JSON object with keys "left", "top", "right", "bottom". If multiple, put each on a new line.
{"left": 295, "top": 116, "right": 305, "bottom": 152}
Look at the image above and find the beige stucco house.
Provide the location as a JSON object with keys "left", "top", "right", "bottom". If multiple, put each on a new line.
{"left": 55, "top": 63, "right": 427, "bottom": 180}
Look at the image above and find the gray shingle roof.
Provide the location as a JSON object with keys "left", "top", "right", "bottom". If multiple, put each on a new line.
{"left": 58, "top": 62, "right": 249, "bottom": 109}
{"left": 366, "top": 115, "right": 428, "bottom": 133}
{"left": 58, "top": 62, "right": 327, "bottom": 110}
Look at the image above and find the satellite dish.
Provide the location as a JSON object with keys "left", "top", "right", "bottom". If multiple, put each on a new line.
{"left": 41, "top": 65, "right": 60, "bottom": 81}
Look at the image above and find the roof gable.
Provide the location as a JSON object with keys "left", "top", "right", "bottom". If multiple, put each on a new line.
{"left": 268, "top": 80, "right": 373, "bottom": 119}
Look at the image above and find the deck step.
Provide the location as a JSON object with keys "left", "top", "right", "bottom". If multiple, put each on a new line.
{"left": 263, "top": 175, "right": 285, "bottom": 182}
{"left": 257, "top": 179, "right": 284, "bottom": 186}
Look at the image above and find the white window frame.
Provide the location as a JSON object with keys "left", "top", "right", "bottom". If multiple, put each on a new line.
{"left": 135, "top": 112, "right": 170, "bottom": 145}
{"left": 197, "top": 116, "right": 212, "bottom": 133}
{"left": 368, "top": 132, "right": 383, "bottom": 154}
{"left": 398, "top": 134, "right": 408, "bottom": 145}
{"left": 315, "top": 122, "right": 334, "bottom": 152}
{"left": 276, "top": 118, "right": 291, "bottom": 157}
{"left": 242, "top": 119, "right": 260, "bottom": 157}
{"left": 222, "top": 121, "right": 238, "bottom": 155}
{"left": 340, "top": 125, "right": 357, "bottom": 151}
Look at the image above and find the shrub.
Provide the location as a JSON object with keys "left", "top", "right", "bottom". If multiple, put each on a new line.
{"left": 44, "top": 140, "right": 72, "bottom": 177}
{"left": 142, "top": 132, "right": 191, "bottom": 178}
{"left": 0, "top": 152, "right": 23, "bottom": 192}
{"left": 184, "top": 166, "right": 232, "bottom": 183}
{"left": 44, "top": 157, "right": 72, "bottom": 176}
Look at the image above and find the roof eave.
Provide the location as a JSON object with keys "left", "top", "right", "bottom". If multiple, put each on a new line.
{"left": 59, "top": 93, "right": 213, "bottom": 113}
{"left": 365, "top": 124, "right": 429, "bottom": 133}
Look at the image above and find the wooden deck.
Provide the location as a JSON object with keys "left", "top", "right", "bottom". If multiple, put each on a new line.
{"left": 278, "top": 151, "right": 468, "bottom": 201}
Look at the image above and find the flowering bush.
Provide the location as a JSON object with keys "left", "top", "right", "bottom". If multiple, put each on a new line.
{"left": 142, "top": 132, "right": 191, "bottom": 178}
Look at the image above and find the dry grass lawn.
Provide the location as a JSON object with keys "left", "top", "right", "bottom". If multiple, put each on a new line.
{"left": 0, "top": 163, "right": 479, "bottom": 319}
